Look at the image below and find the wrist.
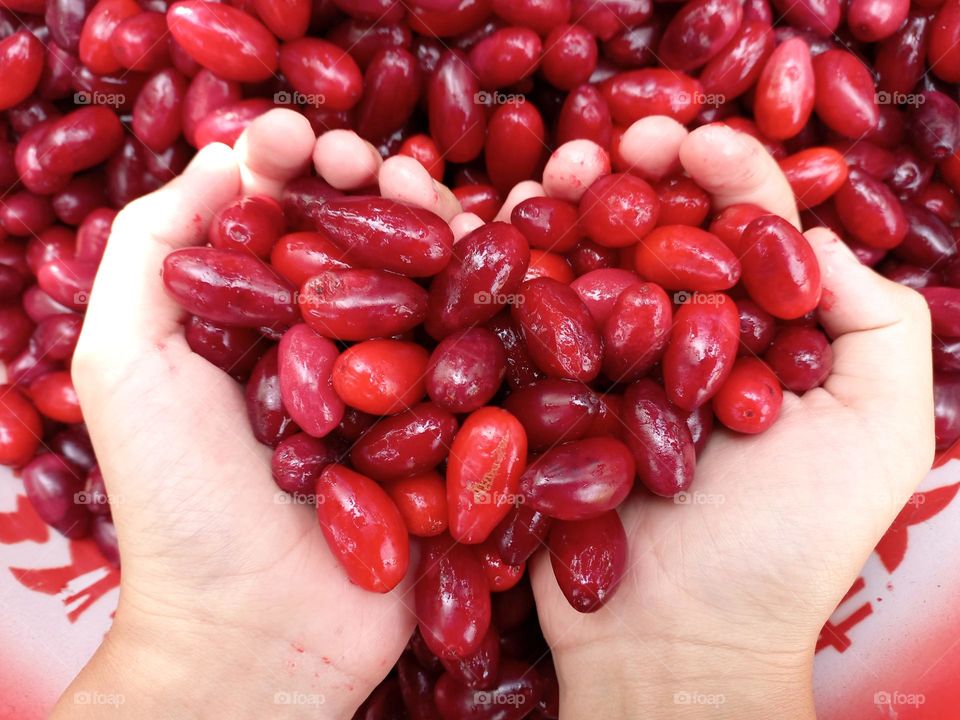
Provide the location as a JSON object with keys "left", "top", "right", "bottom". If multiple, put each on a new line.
{"left": 52, "top": 599, "right": 359, "bottom": 720}
{"left": 554, "top": 635, "right": 815, "bottom": 720}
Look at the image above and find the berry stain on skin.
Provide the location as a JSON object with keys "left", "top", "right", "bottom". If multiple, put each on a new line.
{"left": 820, "top": 287, "right": 837, "bottom": 311}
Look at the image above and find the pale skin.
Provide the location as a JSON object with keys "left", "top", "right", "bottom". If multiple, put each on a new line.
{"left": 53, "top": 109, "right": 933, "bottom": 719}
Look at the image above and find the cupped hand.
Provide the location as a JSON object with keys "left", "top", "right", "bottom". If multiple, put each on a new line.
{"left": 57, "top": 107, "right": 934, "bottom": 720}
{"left": 56, "top": 110, "right": 448, "bottom": 719}
{"left": 528, "top": 119, "right": 934, "bottom": 719}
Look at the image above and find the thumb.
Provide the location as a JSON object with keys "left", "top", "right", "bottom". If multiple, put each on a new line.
{"left": 679, "top": 123, "right": 800, "bottom": 229}
{"left": 806, "top": 226, "right": 935, "bottom": 485}
{"left": 528, "top": 546, "right": 581, "bottom": 628}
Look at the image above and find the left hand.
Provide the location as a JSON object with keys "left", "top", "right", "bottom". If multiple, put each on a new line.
{"left": 57, "top": 109, "right": 453, "bottom": 719}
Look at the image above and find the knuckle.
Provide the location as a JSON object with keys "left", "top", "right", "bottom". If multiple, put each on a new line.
{"left": 733, "top": 153, "right": 770, "bottom": 191}
{"left": 896, "top": 285, "right": 931, "bottom": 327}
{"left": 111, "top": 199, "right": 149, "bottom": 236}
{"left": 709, "top": 132, "right": 773, "bottom": 193}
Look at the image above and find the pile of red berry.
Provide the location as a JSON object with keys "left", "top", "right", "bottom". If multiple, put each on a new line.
{"left": 163, "top": 185, "right": 826, "bottom": 600}
{"left": 1, "top": 0, "right": 960, "bottom": 716}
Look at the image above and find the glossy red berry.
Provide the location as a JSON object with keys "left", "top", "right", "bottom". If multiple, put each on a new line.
{"left": 512, "top": 277, "right": 602, "bottom": 382}
{"left": 279, "top": 38, "right": 364, "bottom": 111}
{"left": 519, "top": 437, "right": 635, "bottom": 520}
{"left": 754, "top": 38, "right": 815, "bottom": 139}
{"left": 425, "top": 328, "right": 506, "bottom": 413}
{"left": 542, "top": 24, "right": 597, "bottom": 90}
{"left": 548, "top": 510, "right": 627, "bottom": 613}
{"left": 779, "top": 147, "right": 849, "bottom": 209}
{"left": 299, "top": 269, "right": 428, "bottom": 341}
{"left": 317, "top": 196, "right": 453, "bottom": 278}
{"left": 209, "top": 196, "right": 287, "bottom": 260}
{"left": 712, "top": 357, "right": 783, "bottom": 434}
{"left": 278, "top": 324, "right": 344, "bottom": 439}
{"left": 350, "top": 402, "right": 458, "bottom": 481}
{"left": 663, "top": 295, "right": 740, "bottom": 411}
{"left": 0, "top": 385, "right": 42, "bottom": 466}
{"left": 416, "top": 535, "right": 492, "bottom": 658}
{"left": 384, "top": 471, "right": 448, "bottom": 537}
{"left": 316, "top": 464, "right": 409, "bottom": 593}
{"left": 811, "top": 50, "right": 880, "bottom": 138}
{"left": 601, "top": 282, "right": 672, "bottom": 382}
{"left": 833, "top": 169, "right": 908, "bottom": 250}
{"left": 167, "top": 1, "right": 279, "bottom": 82}
{"left": 657, "top": 0, "right": 743, "bottom": 71}
{"left": 578, "top": 173, "right": 660, "bottom": 248}
{"left": 271, "top": 433, "right": 339, "bottom": 495}
{"left": 740, "top": 216, "right": 822, "bottom": 319}
{"left": 447, "top": 406, "right": 527, "bottom": 544}
{"left": 0, "top": 32, "right": 44, "bottom": 110}
{"left": 764, "top": 326, "right": 833, "bottom": 392}
{"left": 332, "top": 339, "right": 429, "bottom": 416}
{"left": 622, "top": 379, "right": 696, "bottom": 497}
{"left": 635, "top": 226, "right": 740, "bottom": 292}
{"left": 163, "top": 248, "right": 299, "bottom": 327}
